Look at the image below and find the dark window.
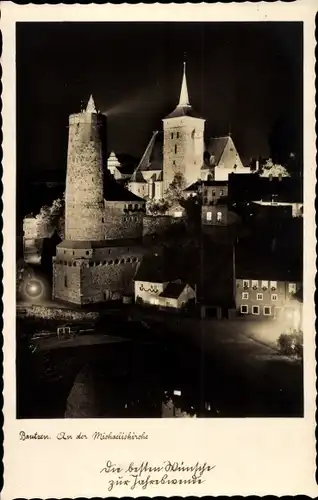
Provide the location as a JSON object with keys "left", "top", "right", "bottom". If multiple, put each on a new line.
{"left": 212, "top": 190, "right": 216, "bottom": 196}
{"left": 64, "top": 275, "right": 68, "bottom": 288}
{"left": 102, "top": 218, "right": 104, "bottom": 223}
{"left": 134, "top": 204, "right": 139, "bottom": 210}
{"left": 175, "top": 144, "right": 177, "bottom": 154}
{"left": 173, "top": 160, "right": 176, "bottom": 165}
{"left": 109, "top": 260, "right": 113, "bottom": 265}
{"left": 120, "top": 259, "right": 125, "bottom": 264}
{"left": 128, "top": 204, "right": 133, "bottom": 210}
{"left": 171, "top": 132, "right": 174, "bottom": 139}
{"left": 86, "top": 251, "right": 89, "bottom": 255}
{"left": 177, "top": 132, "right": 179, "bottom": 138}
{"left": 115, "top": 259, "right": 119, "bottom": 265}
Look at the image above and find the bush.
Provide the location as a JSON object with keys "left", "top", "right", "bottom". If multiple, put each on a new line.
{"left": 277, "top": 331, "right": 303, "bottom": 357}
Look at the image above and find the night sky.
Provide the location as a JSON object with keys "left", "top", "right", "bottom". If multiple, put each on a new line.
{"left": 17, "top": 22, "right": 303, "bottom": 180}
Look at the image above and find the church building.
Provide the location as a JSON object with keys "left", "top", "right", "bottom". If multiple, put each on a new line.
{"left": 128, "top": 62, "right": 249, "bottom": 202}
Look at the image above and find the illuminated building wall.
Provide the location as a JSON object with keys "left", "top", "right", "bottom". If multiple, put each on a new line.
{"left": 52, "top": 96, "right": 144, "bottom": 305}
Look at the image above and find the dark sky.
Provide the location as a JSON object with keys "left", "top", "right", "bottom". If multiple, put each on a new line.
{"left": 17, "top": 22, "right": 303, "bottom": 179}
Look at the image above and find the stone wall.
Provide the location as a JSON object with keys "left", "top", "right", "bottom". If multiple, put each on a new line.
{"left": 104, "top": 204, "right": 143, "bottom": 240}
{"left": 53, "top": 259, "right": 82, "bottom": 304}
{"left": 17, "top": 304, "right": 99, "bottom": 321}
{"left": 142, "top": 215, "right": 182, "bottom": 236}
{"left": 53, "top": 246, "right": 143, "bottom": 305}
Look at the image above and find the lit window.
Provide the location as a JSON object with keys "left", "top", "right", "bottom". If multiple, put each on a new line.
{"left": 206, "top": 212, "right": 212, "bottom": 221}
{"left": 288, "top": 283, "right": 297, "bottom": 294}
{"left": 271, "top": 294, "right": 278, "bottom": 301}
{"left": 242, "top": 292, "right": 248, "bottom": 300}
{"left": 216, "top": 212, "right": 222, "bottom": 222}
{"left": 252, "top": 280, "right": 258, "bottom": 289}
{"left": 174, "top": 211, "right": 183, "bottom": 218}
{"left": 252, "top": 305, "right": 260, "bottom": 315}
{"left": 220, "top": 190, "right": 224, "bottom": 196}
{"left": 264, "top": 306, "right": 271, "bottom": 316}
{"left": 243, "top": 280, "right": 249, "bottom": 289}
{"left": 257, "top": 293, "right": 263, "bottom": 301}
{"left": 212, "top": 190, "right": 216, "bottom": 196}
{"left": 261, "top": 280, "right": 269, "bottom": 289}
{"left": 270, "top": 281, "right": 277, "bottom": 290}
{"left": 240, "top": 305, "right": 248, "bottom": 314}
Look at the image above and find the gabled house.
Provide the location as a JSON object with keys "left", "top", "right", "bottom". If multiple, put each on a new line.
{"left": 134, "top": 255, "right": 196, "bottom": 309}
{"left": 203, "top": 135, "right": 250, "bottom": 181}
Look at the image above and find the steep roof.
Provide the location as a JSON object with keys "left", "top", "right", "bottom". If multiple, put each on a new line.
{"left": 206, "top": 136, "right": 230, "bottom": 166}
{"left": 164, "top": 106, "right": 204, "bottom": 120}
{"left": 130, "top": 131, "right": 163, "bottom": 183}
{"left": 159, "top": 282, "right": 188, "bottom": 299}
{"left": 86, "top": 94, "right": 97, "bottom": 113}
{"left": 164, "top": 62, "right": 204, "bottom": 120}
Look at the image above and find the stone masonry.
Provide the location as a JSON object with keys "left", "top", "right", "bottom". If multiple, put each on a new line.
{"left": 53, "top": 96, "right": 144, "bottom": 305}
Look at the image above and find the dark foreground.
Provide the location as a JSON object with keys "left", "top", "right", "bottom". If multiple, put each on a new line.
{"left": 16, "top": 311, "right": 303, "bottom": 418}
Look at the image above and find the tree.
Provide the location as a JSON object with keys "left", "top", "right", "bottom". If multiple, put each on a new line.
{"left": 259, "top": 158, "right": 290, "bottom": 178}
{"left": 164, "top": 172, "right": 187, "bottom": 205}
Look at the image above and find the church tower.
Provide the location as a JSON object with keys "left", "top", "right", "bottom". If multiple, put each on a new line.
{"left": 162, "top": 62, "right": 205, "bottom": 195}
{"left": 65, "top": 95, "right": 105, "bottom": 241}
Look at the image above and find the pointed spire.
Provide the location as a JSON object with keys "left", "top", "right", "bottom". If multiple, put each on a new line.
{"left": 86, "top": 94, "right": 97, "bottom": 113}
{"left": 178, "top": 61, "right": 190, "bottom": 107}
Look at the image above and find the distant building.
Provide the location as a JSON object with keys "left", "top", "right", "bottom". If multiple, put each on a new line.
{"left": 203, "top": 135, "right": 250, "bottom": 181}
{"left": 228, "top": 173, "right": 303, "bottom": 210}
{"left": 202, "top": 203, "right": 240, "bottom": 227}
{"left": 235, "top": 249, "right": 302, "bottom": 328}
{"left": 134, "top": 255, "right": 195, "bottom": 309}
{"left": 107, "top": 151, "right": 134, "bottom": 181}
{"left": 185, "top": 179, "right": 228, "bottom": 204}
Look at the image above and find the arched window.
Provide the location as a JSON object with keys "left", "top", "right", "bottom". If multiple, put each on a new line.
{"left": 120, "top": 259, "right": 125, "bottom": 264}
{"left": 114, "top": 259, "right": 119, "bottom": 265}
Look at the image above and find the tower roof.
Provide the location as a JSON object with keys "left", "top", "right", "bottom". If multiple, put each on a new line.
{"left": 86, "top": 94, "right": 97, "bottom": 113}
{"left": 178, "top": 61, "right": 190, "bottom": 107}
{"left": 164, "top": 62, "right": 204, "bottom": 120}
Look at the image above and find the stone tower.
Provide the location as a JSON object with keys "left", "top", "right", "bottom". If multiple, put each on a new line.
{"left": 65, "top": 95, "right": 105, "bottom": 241}
{"left": 53, "top": 96, "right": 144, "bottom": 305}
{"left": 162, "top": 62, "right": 205, "bottom": 195}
